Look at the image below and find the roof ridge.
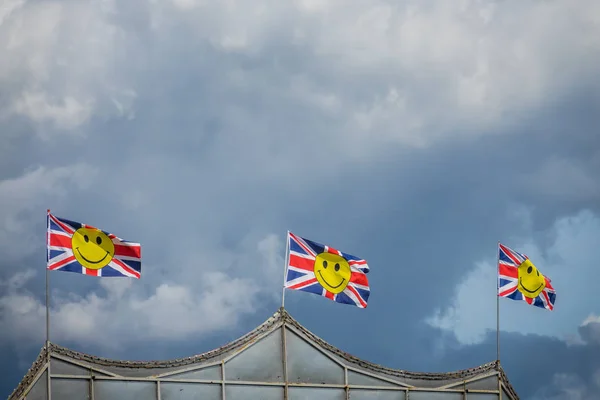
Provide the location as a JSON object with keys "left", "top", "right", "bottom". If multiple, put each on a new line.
{"left": 8, "top": 307, "right": 519, "bottom": 399}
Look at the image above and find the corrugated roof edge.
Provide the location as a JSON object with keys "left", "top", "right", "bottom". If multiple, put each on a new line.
{"left": 7, "top": 307, "right": 519, "bottom": 400}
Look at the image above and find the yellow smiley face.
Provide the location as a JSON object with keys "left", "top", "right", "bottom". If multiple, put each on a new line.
{"left": 71, "top": 227, "right": 115, "bottom": 270}
{"left": 517, "top": 259, "right": 546, "bottom": 298}
{"left": 313, "top": 252, "right": 351, "bottom": 294}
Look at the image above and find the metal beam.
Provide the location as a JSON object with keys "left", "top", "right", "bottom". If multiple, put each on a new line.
{"left": 48, "top": 374, "right": 500, "bottom": 393}
{"left": 345, "top": 365, "right": 413, "bottom": 388}
{"left": 344, "top": 366, "right": 349, "bottom": 400}
{"left": 155, "top": 360, "right": 223, "bottom": 378}
{"left": 50, "top": 353, "right": 119, "bottom": 377}
{"left": 501, "top": 381, "right": 517, "bottom": 400}
{"left": 282, "top": 325, "right": 288, "bottom": 400}
{"left": 221, "top": 360, "right": 226, "bottom": 400}
{"left": 435, "top": 371, "right": 499, "bottom": 389}
{"left": 90, "top": 377, "right": 94, "bottom": 400}
{"left": 46, "top": 359, "right": 51, "bottom": 400}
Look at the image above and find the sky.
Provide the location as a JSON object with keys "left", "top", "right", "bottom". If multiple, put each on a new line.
{"left": 1, "top": 0, "right": 600, "bottom": 399}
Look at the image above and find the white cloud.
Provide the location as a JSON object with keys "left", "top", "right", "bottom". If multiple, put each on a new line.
{"left": 0, "top": 0, "right": 25, "bottom": 27}
{"left": 171, "top": 0, "right": 202, "bottom": 11}
{"left": 0, "top": 270, "right": 46, "bottom": 347}
{"left": 0, "top": 0, "right": 137, "bottom": 134}
{"left": 276, "top": 0, "right": 600, "bottom": 145}
{"left": 3, "top": 0, "right": 598, "bottom": 147}
{"left": 11, "top": 91, "right": 94, "bottom": 132}
{"left": 129, "top": 272, "right": 258, "bottom": 340}
{"left": 426, "top": 260, "right": 496, "bottom": 344}
{"left": 0, "top": 1, "right": 61, "bottom": 82}
{"left": 426, "top": 209, "right": 600, "bottom": 345}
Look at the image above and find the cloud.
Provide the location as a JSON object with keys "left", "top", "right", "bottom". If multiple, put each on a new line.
{"left": 128, "top": 273, "right": 258, "bottom": 340}
{"left": 0, "top": 0, "right": 25, "bottom": 27}
{"left": 529, "top": 371, "right": 600, "bottom": 400}
{"left": 0, "top": 231, "right": 280, "bottom": 351}
{"left": 0, "top": 164, "right": 96, "bottom": 262}
{"left": 0, "top": 270, "right": 46, "bottom": 347}
{"left": 256, "top": 233, "right": 285, "bottom": 292}
{"left": 579, "top": 314, "right": 600, "bottom": 346}
{"left": 4, "top": 0, "right": 600, "bottom": 149}
{"left": 10, "top": 91, "right": 94, "bottom": 132}
{"left": 0, "top": 0, "right": 138, "bottom": 137}
{"left": 426, "top": 209, "right": 600, "bottom": 345}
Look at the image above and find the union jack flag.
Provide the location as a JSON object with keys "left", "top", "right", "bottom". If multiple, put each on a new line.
{"left": 284, "top": 232, "right": 370, "bottom": 308}
{"left": 498, "top": 243, "right": 555, "bottom": 311}
{"left": 47, "top": 211, "right": 142, "bottom": 278}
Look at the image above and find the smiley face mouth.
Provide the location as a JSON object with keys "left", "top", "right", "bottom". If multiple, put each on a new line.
{"left": 317, "top": 270, "right": 346, "bottom": 289}
{"left": 75, "top": 247, "right": 109, "bottom": 264}
{"left": 519, "top": 278, "right": 543, "bottom": 294}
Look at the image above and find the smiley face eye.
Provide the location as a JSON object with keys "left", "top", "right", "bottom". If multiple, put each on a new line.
{"left": 537, "top": 270, "right": 539, "bottom": 276}
{"left": 334, "top": 263, "right": 340, "bottom": 271}
{"left": 322, "top": 260, "right": 328, "bottom": 268}
{"left": 84, "top": 235, "right": 89, "bottom": 243}
{"left": 96, "top": 236, "right": 102, "bottom": 245}
{"left": 527, "top": 266, "right": 533, "bottom": 274}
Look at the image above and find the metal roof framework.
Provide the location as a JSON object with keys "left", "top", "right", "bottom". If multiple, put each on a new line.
{"left": 9, "top": 307, "right": 519, "bottom": 399}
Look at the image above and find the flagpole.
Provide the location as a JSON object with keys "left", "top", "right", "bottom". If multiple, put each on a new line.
{"left": 496, "top": 241, "right": 500, "bottom": 363}
{"left": 46, "top": 209, "right": 51, "bottom": 348}
{"left": 46, "top": 209, "right": 52, "bottom": 400}
{"left": 281, "top": 231, "right": 290, "bottom": 309}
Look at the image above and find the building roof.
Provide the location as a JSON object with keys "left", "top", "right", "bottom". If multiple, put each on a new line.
{"left": 9, "top": 307, "right": 520, "bottom": 400}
